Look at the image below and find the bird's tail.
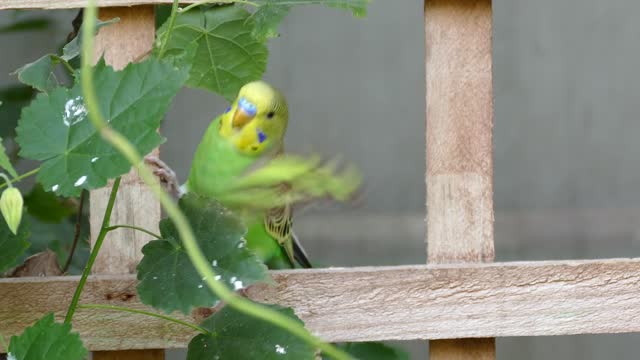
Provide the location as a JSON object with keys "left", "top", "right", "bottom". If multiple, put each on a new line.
{"left": 291, "top": 232, "right": 313, "bottom": 268}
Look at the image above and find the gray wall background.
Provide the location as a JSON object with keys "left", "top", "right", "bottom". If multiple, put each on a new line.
{"left": 3, "top": 0, "right": 640, "bottom": 358}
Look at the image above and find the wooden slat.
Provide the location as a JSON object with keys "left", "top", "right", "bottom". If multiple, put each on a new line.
{"left": 0, "top": 0, "right": 194, "bottom": 10}
{"left": 88, "top": 6, "right": 163, "bottom": 360}
{"left": 425, "top": 0, "right": 494, "bottom": 264}
{"left": 425, "top": 0, "right": 495, "bottom": 358}
{"left": 2, "top": 258, "right": 640, "bottom": 351}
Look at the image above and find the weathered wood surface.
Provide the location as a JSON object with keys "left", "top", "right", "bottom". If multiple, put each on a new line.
{"left": 0, "top": 0, "right": 194, "bottom": 10}
{"left": 2, "top": 259, "right": 640, "bottom": 351}
{"left": 425, "top": 0, "right": 494, "bottom": 264}
{"left": 425, "top": 0, "right": 495, "bottom": 357}
{"left": 88, "top": 6, "right": 163, "bottom": 360}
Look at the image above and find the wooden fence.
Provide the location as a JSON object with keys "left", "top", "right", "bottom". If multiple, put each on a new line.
{"left": 1, "top": 1, "right": 638, "bottom": 360}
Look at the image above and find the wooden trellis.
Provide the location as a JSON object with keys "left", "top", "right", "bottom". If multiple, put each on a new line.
{"left": 1, "top": 1, "right": 637, "bottom": 360}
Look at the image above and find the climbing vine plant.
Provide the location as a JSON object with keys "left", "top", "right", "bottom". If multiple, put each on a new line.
{"left": 0, "top": 1, "right": 409, "bottom": 359}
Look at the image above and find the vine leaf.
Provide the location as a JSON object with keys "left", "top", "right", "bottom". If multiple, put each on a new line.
{"left": 137, "top": 194, "right": 270, "bottom": 314}
{"left": 250, "top": 3, "right": 290, "bottom": 41}
{"left": 16, "top": 57, "right": 188, "bottom": 197}
{"left": 8, "top": 313, "right": 87, "bottom": 360}
{"left": 332, "top": 342, "right": 410, "bottom": 360}
{"left": 0, "top": 210, "right": 30, "bottom": 273}
{"left": 12, "top": 55, "right": 59, "bottom": 93}
{"left": 187, "top": 304, "right": 315, "bottom": 360}
{"left": 0, "top": 136, "right": 17, "bottom": 178}
{"left": 12, "top": 18, "right": 120, "bottom": 94}
{"left": 250, "top": 0, "right": 370, "bottom": 40}
{"left": 157, "top": 5, "right": 268, "bottom": 101}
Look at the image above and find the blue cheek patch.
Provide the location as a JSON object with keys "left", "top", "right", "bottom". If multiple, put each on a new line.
{"left": 257, "top": 130, "right": 267, "bottom": 143}
{"left": 225, "top": 106, "right": 231, "bottom": 113}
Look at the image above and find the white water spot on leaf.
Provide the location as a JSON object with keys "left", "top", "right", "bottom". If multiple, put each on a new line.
{"left": 211, "top": 259, "right": 217, "bottom": 267}
{"left": 91, "top": 157, "right": 99, "bottom": 163}
{"left": 74, "top": 175, "right": 87, "bottom": 187}
{"left": 230, "top": 276, "right": 237, "bottom": 283}
{"left": 63, "top": 96, "right": 87, "bottom": 126}
{"left": 198, "top": 284, "right": 204, "bottom": 289}
{"left": 237, "top": 241, "right": 245, "bottom": 248}
{"left": 7, "top": 353, "right": 16, "bottom": 360}
{"left": 233, "top": 280, "right": 243, "bottom": 290}
{"left": 153, "top": 276, "right": 158, "bottom": 280}
{"left": 51, "top": 184, "right": 59, "bottom": 192}
{"left": 215, "top": 275, "right": 222, "bottom": 281}
{"left": 275, "top": 344, "right": 286, "bottom": 354}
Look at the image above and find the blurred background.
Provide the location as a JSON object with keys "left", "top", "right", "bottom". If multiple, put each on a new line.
{"left": 2, "top": 0, "right": 640, "bottom": 358}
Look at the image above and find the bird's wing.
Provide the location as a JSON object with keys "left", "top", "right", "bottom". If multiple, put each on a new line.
{"left": 263, "top": 193, "right": 312, "bottom": 268}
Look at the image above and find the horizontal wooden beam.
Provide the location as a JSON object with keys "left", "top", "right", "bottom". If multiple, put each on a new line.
{"left": 2, "top": 258, "right": 640, "bottom": 351}
{"left": 0, "top": 0, "right": 194, "bottom": 10}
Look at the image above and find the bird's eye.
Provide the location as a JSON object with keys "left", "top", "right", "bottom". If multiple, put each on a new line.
{"left": 266, "top": 111, "right": 275, "bottom": 119}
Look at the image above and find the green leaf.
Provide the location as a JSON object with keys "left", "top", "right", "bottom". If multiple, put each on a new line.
{"left": 250, "top": 3, "right": 290, "bottom": 41}
{"left": 10, "top": 17, "right": 120, "bottom": 94}
{"left": 0, "top": 17, "right": 52, "bottom": 33}
{"left": 62, "top": 17, "right": 120, "bottom": 61}
{"left": 158, "top": 5, "right": 268, "bottom": 101}
{"left": 8, "top": 313, "right": 87, "bottom": 360}
{"left": 336, "top": 342, "right": 410, "bottom": 360}
{"left": 0, "top": 211, "right": 29, "bottom": 273}
{"left": 250, "top": 0, "right": 370, "bottom": 40}
{"left": 16, "top": 57, "right": 188, "bottom": 197}
{"left": 12, "top": 55, "right": 59, "bottom": 93}
{"left": 0, "top": 137, "right": 17, "bottom": 178}
{"left": 24, "top": 183, "right": 76, "bottom": 223}
{"left": 187, "top": 304, "right": 315, "bottom": 360}
{"left": 137, "top": 194, "right": 269, "bottom": 314}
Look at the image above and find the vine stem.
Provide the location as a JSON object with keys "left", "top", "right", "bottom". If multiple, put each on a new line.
{"left": 105, "top": 224, "right": 161, "bottom": 239}
{"left": 0, "top": 167, "right": 39, "bottom": 190}
{"left": 63, "top": 189, "right": 87, "bottom": 273}
{"left": 80, "top": 2, "right": 351, "bottom": 359}
{"left": 79, "top": 304, "right": 208, "bottom": 334}
{"left": 0, "top": 173, "right": 11, "bottom": 187}
{"left": 157, "top": 0, "right": 180, "bottom": 58}
{"left": 51, "top": 54, "right": 76, "bottom": 77}
{"left": 64, "top": 177, "right": 121, "bottom": 324}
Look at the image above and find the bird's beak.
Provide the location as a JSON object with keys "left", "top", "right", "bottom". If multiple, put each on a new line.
{"left": 232, "top": 97, "right": 257, "bottom": 128}
{"left": 232, "top": 108, "right": 255, "bottom": 128}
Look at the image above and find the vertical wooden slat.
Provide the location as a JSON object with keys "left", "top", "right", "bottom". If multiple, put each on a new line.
{"left": 425, "top": 0, "right": 495, "bottom": 359}
{"left": 89, "top": 6, "right": 164, "bottom": 360}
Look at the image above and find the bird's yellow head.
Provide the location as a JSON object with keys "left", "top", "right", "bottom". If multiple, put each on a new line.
{"left": 219, "top": 81, "right": 289, "bottom": 156}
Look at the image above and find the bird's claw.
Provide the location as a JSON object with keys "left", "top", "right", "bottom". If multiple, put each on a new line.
{"left": 144, "top": 155, "right": 182, "bottom": 198}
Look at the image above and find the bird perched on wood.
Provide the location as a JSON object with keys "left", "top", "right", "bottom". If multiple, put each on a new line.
{"left": 146, "top": 80, "right": 361, "bottom": 269}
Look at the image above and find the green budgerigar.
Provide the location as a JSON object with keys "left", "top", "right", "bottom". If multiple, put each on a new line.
{"left": 149, "top": 80, "right": 361, "bottom": 269}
